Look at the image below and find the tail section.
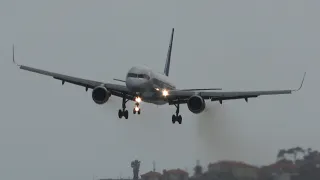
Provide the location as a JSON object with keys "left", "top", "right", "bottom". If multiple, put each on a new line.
{"left": 164, "top": 28, "right": 174, "bottom": 76}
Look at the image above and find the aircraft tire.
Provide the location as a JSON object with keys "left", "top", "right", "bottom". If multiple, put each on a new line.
{"left": 124, "top": 110, "right": 128, "bottom": 119}
{"left": 118, "top": 109, "right": 123, "bottom": 119}
{"left": 172, "top": 115, "right": 176, "bottom": 124}
{"left": 178, "top": 115, "right": 182, "bottom": 124}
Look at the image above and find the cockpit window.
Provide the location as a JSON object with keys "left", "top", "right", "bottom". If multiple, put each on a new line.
{"left": 143, "top": 74, "right": 150, "bottom": 80}
{"left": 127, "top": 73, "right": 150, "bottom": 80}
{"left": 127, "top": 73, "right": 137, "bottom": 78}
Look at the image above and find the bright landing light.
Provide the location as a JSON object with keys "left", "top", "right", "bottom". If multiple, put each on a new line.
{"left": 134, "top": 106, "right": 140, "bottom": 112}
{"left": 162, "top": 89, "right": 169, "bottom": 97}
{"left": 135, "top": 97, "right": 142, "bottom": 103}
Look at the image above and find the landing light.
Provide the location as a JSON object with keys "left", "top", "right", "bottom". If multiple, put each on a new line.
{"left": 135, "top": 97, "right": 142, "bottom": 103}
{"left": 162, "top": 89, "right": 169, "bottom": 97}
{"left": 134, "top": 106, "right": 140, "bottom": 112}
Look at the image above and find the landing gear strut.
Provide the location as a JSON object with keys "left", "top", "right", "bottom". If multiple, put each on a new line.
{"left": 118, "top": 95, "right": 129, "bottom": 119}
{"left": 172, "top": 103, "right": 182, "bottom": 124}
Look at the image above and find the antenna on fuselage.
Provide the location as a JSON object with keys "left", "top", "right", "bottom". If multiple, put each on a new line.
{"left": 164, "top": 28, "right": 174, "bottom": 76}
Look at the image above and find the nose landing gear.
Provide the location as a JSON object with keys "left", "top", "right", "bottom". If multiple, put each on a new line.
{"left": 118, "top": 95, "right": 143, "bottom": 119}
{"left": 132, "top": 96, "right": 142, "bottom": 115}
{"left": 133, "top": 102, "right": 141, "bottom": 115}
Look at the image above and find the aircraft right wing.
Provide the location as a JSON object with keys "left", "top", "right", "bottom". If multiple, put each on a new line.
{"left": 12, "top": 45, "right": 136, "bottom": 101}
{"left": 176, "top": 88, "right": 222, "bottom": 91}
{"left": 165, "top": 72, "right": 306, "bottom": 105}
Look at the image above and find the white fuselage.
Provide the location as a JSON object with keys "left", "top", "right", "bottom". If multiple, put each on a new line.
{"left": 125, "top": 66, "right": 176, "bottom": 105}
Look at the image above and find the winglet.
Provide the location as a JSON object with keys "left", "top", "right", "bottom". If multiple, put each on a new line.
{"left": 293, "top": 72, "right": 306, "bottom": 92}
{"left": 12, "top": 44, "right": 20, "bottom": 67}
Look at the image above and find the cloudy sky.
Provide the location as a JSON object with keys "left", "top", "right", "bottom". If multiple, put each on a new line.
{"left": 0, "top": 0, "right": 318, "bottom": 180}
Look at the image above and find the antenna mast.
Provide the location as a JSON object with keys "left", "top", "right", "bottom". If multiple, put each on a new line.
{"left": 153, "top": 160, "right": 156, "bottom": 172}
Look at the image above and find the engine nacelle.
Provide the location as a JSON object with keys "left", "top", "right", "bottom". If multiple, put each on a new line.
{"left": 92, "top": 85, "right": 111, "bottom": 104}
{"left": 187, "top": 95, "right": 206, "bottom": 114}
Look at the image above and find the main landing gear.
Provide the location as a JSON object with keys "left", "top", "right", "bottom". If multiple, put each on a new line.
{"left": 172, "top": 103, "right": 182, "bottom": 124}
{"left": 118, "top": 96, "right": 129, "bottom": 119}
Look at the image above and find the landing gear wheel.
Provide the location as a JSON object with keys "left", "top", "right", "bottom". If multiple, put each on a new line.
{"left": 133, "top": 108, "right": 141, "bottom": 115}
{"left": 118, "top": 109, "right": 123, "bottom": 119}
{"left": 124, "top": 110, "right": 128, "bottom": 119}
{"left": 177, "top": 115, "right": 182, "bottom": 124}
{"left": 172, "top": 115, "right": 176, "bottom": 124}
{"left": 133, "top": 101, "right": 141, "bottom": 115}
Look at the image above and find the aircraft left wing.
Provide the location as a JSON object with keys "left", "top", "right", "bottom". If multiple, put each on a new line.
{"left": 165, "top": 72, "right": 306, "bottom": 105}
{"left": 12, "top": 46, "right": 136, "bottom": 100}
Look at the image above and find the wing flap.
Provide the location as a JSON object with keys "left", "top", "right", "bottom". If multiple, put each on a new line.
{"left": 166, "top": 72, "right": 305, "bottom": 103}
{"left": 166, "top": 89, "right": 292, "bottom": 102}
{"left": 19, "top": 65, "right": 133, "bottom": 96}
{"left": 20, "top": 65, "right": 101, "bottom": 88}
{"left": 168, "top": 95, "right": 259, "bottom": 105}
{"left": 201, "top": 90, "right": 292, "bottom": 98}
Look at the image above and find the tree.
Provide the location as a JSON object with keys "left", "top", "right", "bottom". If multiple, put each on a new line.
{"left": 278, "top": 147, "right": 305, "bottom": 163}
{"left": 304, "top": 149, "right": 320, "bottom": 161}
{"left": 193, "top": 165, "right": 203, "bottom": 176}
{"left": 193, "top": 160, "right": 203, "bottom": 177}
{"left": 277, "top": 149, "right": 287, "bottom": 161}
{"left": 293, "top": 147, "right": 305, "bottom": 161}
{"left": 287, "top": 147, "right": 304, "bottom": 162}
{"left": 286, "top": 148, "right": 295, "bottom": 161}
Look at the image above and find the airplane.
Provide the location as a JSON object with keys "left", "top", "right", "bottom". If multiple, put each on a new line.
{"left": 12, "top": 28, "right": 306, "bottom": 124}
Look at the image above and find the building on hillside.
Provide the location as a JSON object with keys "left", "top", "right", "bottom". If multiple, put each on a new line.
{"left": 259, "top": 160, "right": 298, "bottom": 180}
{"left": 141, "top": 171, "right": 162, "bottom": 180}
{"left": 162, "top": 169, "right": 189, "bottom": 180}
{"left": 292, "top": 155, "right": 320, "bottom": 180}
{"left": 208, "top": 160, "right": 259, "bottom": 180}
{"left": 189, "top": 171, "right": 223, "bottom": 180}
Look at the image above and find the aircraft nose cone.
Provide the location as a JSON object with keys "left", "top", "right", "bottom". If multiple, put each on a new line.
{"left": 126, "top": 78, "right": 135, "bottom": 90}
{"left": 126, "top": 78, "right": 148, "bottom": 92}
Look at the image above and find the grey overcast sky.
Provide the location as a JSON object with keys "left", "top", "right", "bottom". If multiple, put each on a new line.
{"left": 0, "top": 0, "right": 318, "bottom": 179}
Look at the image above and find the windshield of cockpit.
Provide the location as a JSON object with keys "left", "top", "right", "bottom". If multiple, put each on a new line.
{"left": 127, "top": 73, "right": 150, "bottom": 80}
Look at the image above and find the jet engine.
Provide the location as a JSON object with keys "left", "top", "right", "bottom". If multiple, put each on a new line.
{"left": 187, "top": 95, "right": 206, "bottom": 114}
{"left": 92, "top": 85, "right": 111, "bottom": 104}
